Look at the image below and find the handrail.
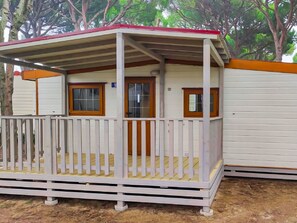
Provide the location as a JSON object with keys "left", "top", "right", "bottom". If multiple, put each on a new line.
{"left": 0, "top": 115, "right": 222, "bottom": 122}
{"left": 210, "top": 117, "right": 223, "bottom": 122}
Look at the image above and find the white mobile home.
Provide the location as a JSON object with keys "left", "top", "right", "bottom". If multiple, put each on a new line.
{"left": 0, "top": 25, "right": 296, "bottom": 216}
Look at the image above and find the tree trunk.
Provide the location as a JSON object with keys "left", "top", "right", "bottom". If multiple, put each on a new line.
{"left": 274, "top": 43, "right": 283, "bottom": 62}
{"left": 0, "top": 0, "right": 33, "bottom": 115}
{"left": 4, "top": 64, "right": 14, "bottom": 116}
{"left": 0, "top": 0, "right": 10, "bottom": 115}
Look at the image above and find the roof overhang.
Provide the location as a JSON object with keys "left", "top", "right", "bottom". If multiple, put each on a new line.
{"left": 0, "top": 24, "right": 231, "bottom": 75}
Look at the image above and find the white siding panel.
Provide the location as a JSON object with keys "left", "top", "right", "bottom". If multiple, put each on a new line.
{"left": 38, "top": 76, "right": 63, "bottom": 115}
{"left": 223, "top": 68, "right": 297, "bottom": 168}
{"left": 12, "top": 76, "right": 35, "bottom": 115}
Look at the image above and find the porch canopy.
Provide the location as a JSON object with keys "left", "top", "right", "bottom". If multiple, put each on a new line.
{"left": 0, "top": 24, "right": 230, "bottom": 74}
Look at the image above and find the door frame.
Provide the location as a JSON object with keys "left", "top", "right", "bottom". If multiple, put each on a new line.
{"left": 124, "top": 77, "right": 156, "bottom": 156}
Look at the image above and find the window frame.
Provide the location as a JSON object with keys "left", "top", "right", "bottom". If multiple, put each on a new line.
{"left": 183, "top": 88, "right": 219, "bottom": 118}
{"left": 68, "top": 83, "right": 105, "bottom": 116}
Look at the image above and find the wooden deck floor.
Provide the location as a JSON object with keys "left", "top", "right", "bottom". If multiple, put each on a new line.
{"left": 55, "top": 153, "right": 201, "bottom": 181}
{"left": 0, "top": 153, "right": 201, "bottom": 182}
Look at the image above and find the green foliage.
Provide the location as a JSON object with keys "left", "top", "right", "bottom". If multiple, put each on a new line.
{"left": 167, "top": 0, "right": 296, "bottom": 61}
{"left": 293, "top": 53, "right": 297, "bottom": 63}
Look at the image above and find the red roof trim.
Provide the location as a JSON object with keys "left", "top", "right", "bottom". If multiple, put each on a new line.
{"left": 0, "top": 24, "right": 220, "bottom": 47}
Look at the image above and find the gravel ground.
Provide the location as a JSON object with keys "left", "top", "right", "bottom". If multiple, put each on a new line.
{"left": 0, "top": 177, "right": 297, "bottom": 223}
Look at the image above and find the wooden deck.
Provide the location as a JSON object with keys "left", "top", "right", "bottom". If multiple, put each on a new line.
{"left": 0, "top": 154, "right": 224, "bottom": 182}
{"left": 0, "top": 153, "right": 201, "bottom": 182}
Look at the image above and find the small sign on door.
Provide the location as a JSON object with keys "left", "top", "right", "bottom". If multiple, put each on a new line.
{"left": 111, "top": 82, "right": 117, "bottom": 88}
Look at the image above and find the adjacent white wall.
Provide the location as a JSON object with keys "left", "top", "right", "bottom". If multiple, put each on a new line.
{"left": 223, "top": 68, "right": 297, "bottom": 169}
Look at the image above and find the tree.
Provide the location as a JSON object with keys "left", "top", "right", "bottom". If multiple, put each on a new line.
{"left": 20, "top": 0, "right": 68, "bottom": 39}
{"left": 65, "top": 0, "right": 133, "bottom": 31}
{"left": 0, "top": 0, "right": 33, "bottom": 115}
{"left": 169, "top": 0, "right": 296, "bottom": 61}
{"left": 252, "top": 0, "right": 297, "bottom": 61}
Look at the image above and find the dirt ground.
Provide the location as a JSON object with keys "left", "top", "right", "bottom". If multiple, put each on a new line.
{"left": 0, "top": 178, "right": 297, "bottom": 223}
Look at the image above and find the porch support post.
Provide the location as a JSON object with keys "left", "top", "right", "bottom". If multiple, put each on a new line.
{"left": 114, "top": 32, "right": 128, "bottom": 212}
{"left": 44, "top": 116, "right": 58, "bottom": 206}
{"left": 62, "top": 74, "right": 68, "bottom": 115}
{"left": 202, "top": 39, "right": 211, "bottom": 182}
{"left": 200, "top": 39, "right": 213, "bottom": 216}
{"left": 218, "top": 66, "right": 224, "bottom": 165}
{"left": 219, "top": 67, "right": 224, "bottom": 117}
{"left": 61, "top": 74, "right": 68, "bottom": 153}
{"left": 159, "top": 59, "right": 165, "bottom": 118}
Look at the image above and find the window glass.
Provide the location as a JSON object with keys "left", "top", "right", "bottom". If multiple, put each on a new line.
{"left": 127, "top": 83, "right": 151, "bottom": 118}
{"left": 184, "top": 88, "right": 219, "bottom": 117}
{"left": 69, "top": 84, "right": 104, "bottom": 116}
{"left": 188, "top": 94, "right": 214, "bottom": 113}
{"left": 73, "top": 88, "right": 100, "bottom": 111}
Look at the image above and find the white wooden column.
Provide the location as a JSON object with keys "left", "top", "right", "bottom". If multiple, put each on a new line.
{"left": 219, "top": 67, "right": 224, "bottom": 117}
{"left": 115, "top": 32, "right": 125, "bottom": 178}
{"left": 62, "top": 74, "right": 68, "bottom": 116}
{"left": 159, "top": 59, "right": 165, "bottom": 118}
{"left": 201, "top": 39, "right": 211, "bottom": 182}
{"left": 114, "top": 32, "right": 128, "bottom": 212}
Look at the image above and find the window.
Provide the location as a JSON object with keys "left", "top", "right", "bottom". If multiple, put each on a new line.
{"left": 183, "top": 88, "right": 219, "bottom": 117}
{"left": 69, "top": 83, "right": 105, "bottom": 116}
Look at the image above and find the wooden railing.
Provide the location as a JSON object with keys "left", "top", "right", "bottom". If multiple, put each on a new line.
{"left": 50, "top": 116, "right": 117, "bottom": 176}
{"left": 0, "top": 116, "right": 223, "bottom": 182}
{"left": 0, "top": 116, "right": 45, "bottom": 172}
{"left": 209, "top": 118, "right": 223, "bottom": 173}
{"left": 123, "top": 118, "right": 202, "bottom": 180}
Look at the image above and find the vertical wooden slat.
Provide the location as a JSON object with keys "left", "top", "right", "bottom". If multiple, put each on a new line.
{"left": 1, "top": 119, "right": 7, "bottom": 170}
{"left": 150, "top": 121, "right": 156, "bottom": 177}
{"left": 178, "top": 120, "right": 184, "bottom": 179}
{"left": 17, "top": 119, "right": 23, "bottom": 171}
{"left": 51, "top": 119, "right": 57, "bottom": 174}
{"left": 124, "top": 121, "right": 128, "bottom": 178}
{"left": 60, "top": 119, "right": 66, "bottom": 174}
{"left": 188, "top": 120, "right": 194, "bottom": 179}
{"left": 9, "top": 119, "right": 15, "bottom": 171}
{"left": 104, "top": 120, "right": 109, "bottom": 175}
{"left": 81, "top": 119, "right": 87, "bottom": 173}
{"left": 77, "top": 119, "right": 83, "bottom": 174}
{"left": 35, "top": 119, "right": 40, "bottom": 172}
{"left": 85, "top": 119, "right": 91, "bottom": 174}
{"left": 26, "top": 119, "right": 33, "bottom": 172}
{"left": 44, "top": 116, "right": 53, "bottom": 175}
{"left": 159, "top": 120, "right": 165, "bottom": 177}
{"left": 95, "top": 120, "right": 101, "bottom": 175}
{"left": 68, "top": 119, "right": 74, "bottom": 174}
{"left": 141, "top": 120, "right": 146, "bottom": 177}
{"left": 132, "top": 121, "right": 137, "bottom": 177}
{"left": 168, "top": 120, "right": 174, "bottom": 178}
{"left": 55, "top": 118, "right": 59, "bottom": 154}
{"left": 199, "top": 121, "right": 204, "bottom": 182}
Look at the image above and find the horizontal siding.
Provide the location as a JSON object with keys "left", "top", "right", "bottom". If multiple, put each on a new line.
{"left": 12, "top": 76, "right": 35, "bottom": 115}
{"left": 223, "top": 68, "right": 297, "bottom": 168}
{"left": 38, "top": 76, "right": 63, "bottom": 115}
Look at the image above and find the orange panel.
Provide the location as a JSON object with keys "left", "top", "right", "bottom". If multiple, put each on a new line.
{"left": 226, "top": 59, "right": 297, "bottom": 74}
{"left": 21, "top": 70, "right": 60, "bottom": 80}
